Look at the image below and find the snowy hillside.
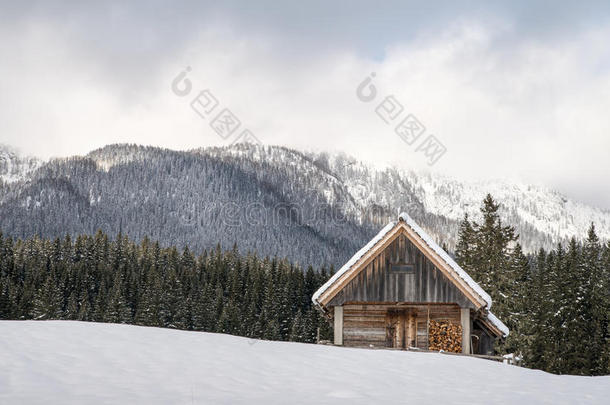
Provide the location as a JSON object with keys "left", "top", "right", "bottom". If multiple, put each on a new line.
{"left": 1, "top": 321, "right": 608, "bottom": 404}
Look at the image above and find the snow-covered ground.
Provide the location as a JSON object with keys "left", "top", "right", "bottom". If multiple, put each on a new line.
{"left": 1, "top": 321, "right": 608, "bottom": 404}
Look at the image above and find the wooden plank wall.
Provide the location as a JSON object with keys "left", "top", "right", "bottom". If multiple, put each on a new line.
{"left": 328, "top": 234, "right": 475, "bottom": 309}
{"left": 342, "top": 303, "right": 461, "bottom": 348}
{"left": 342, "top": 305, "right": 387, "bottom": 347}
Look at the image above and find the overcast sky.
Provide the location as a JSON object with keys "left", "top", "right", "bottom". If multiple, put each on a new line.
{"left": 1, "top": 1, "right": 609, "bottom": 208}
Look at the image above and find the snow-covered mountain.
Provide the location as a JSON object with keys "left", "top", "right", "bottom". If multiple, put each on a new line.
{"left": 402, "top": 171, "right": 610, "bottom": 251}
{"left": 1, "top": 321, "right": 608, "bottom": 404}
{"left": 0, "top": 145, "right": 41, "bottom": 184}
{"left": 201, "top": 144, "right": 610, "bottom": 251}
{"left": 0, "top": 143, "right": 607, "bottom": 267}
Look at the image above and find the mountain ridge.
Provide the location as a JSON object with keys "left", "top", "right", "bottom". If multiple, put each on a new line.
{"left": 0, "top": 143, "right": 607, "bottom": 268}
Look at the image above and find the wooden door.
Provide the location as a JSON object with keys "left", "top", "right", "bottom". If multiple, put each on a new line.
{"left": 386, "top": 309, "right": 417, "bottom": 349}
{"left": 385, "top": 310, "right": 401, "bottom": 348}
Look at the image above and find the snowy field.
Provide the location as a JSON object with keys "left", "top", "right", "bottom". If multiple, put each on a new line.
{"left": 1, "top": 321, "right": 608, "bottom": 404}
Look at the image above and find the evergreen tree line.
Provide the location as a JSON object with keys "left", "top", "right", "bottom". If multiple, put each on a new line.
{"left": 456, "top": 195, "right": 610, "bottom": 376}
{"left": 0, "top": 230, "right": 333, "bottom": 343}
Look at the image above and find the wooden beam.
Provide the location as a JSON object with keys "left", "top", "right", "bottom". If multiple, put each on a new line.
{"left": 426, "top": 305, "right": 430, "bottom": 350}
{"left": 398, "top": 312, "right": 405, "bottom": 349}
{"left": 461, "top": 308, "right": 471, "bottom": 354}
{"left": 334, "top": 306, "right": 344, "bottom": 346}
{"left": 407, "top": 311, "right": 415, "bottom": 348}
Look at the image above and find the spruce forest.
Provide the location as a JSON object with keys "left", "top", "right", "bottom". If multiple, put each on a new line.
{"left": 0, "top": 232, "right": 333, "bottom": 344}
{"left": 455, "top": 195, "right": 610, "bottom": 376}
{"left": 0, "top": 195, "right": 608, "bottom": 376}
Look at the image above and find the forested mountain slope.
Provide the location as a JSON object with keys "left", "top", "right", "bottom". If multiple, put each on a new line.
{"left": 0, "top": 143, "right": 608, "bottom": 267}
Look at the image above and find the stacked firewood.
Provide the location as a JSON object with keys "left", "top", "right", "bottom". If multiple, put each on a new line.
{"left": 428, "top": 320, "right": 462, "bottom": 353}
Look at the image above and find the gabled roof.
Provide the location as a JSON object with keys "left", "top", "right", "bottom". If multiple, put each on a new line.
{"left": 312, "top": 212, "right": 509, "bottom": 337}
{"left": 398, "top": 213, "right": 492, "bottom": 309}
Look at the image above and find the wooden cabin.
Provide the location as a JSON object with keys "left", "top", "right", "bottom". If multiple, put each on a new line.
{"left": 312, "top": 213, "right": 508, "bottom": 355}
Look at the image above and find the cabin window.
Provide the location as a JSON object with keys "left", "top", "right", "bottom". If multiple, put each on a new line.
{"left": 390, "top": 263, "right": 415, "bottom": 273}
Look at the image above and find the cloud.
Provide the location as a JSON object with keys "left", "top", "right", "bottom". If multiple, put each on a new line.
{"left": 0, "top": 3, "right": 609, "bottom": 209}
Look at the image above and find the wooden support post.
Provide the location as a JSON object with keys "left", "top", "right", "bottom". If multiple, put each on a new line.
{"left": 412, "top": 314, "right": 417, "bottom": 347}
{"left": 398, "top": 312, "right": 405, "bottom": 349}
{"left": 460, "top": 308, "right": 471, "bottom": 354}
{"left": 426, "top": 305, "right": 430, "bottom": 349}
{"left": 406, "top": 312, "right": 415, "bottom": 348}
{"left": 334, "top": 306, "right": 343, "bottom": 346}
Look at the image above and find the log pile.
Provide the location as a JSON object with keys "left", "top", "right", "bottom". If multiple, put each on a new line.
{"left": 428, "top": 320, "right": 462, "bottom": 353}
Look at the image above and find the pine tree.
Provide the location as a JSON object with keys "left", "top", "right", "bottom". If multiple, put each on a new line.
{"left": 582, "top": 224, "right": 607, "bottom": 374}
{"left": 32, "top": 271, "right": 63, "bottom": 320}
{"left": 454, "top": 195, "right": 518, "bottom": 354}
{"left": 105, "top": 274, "right": 131, "bottom": 323}
{"left": 135, "top": 275, "right": 163, "bottom": 327}
{"left": 264, "top": 319, "right": 281, "bottom": 340}
{"left": 455, "top": 213, "right": 476, "bottom": 271}
{"left": 175, "top": 290, "right": 195, "bottom": 330}
{"left": 553, "top": 240, "right": 583, "bottom": 374}
{"left": 498, "top": 243, "right": 530, "bottom": 355}
{"left": 212, "top": 286, "right": 225, "bottom": 333}
{"left": 93, "top": 281, "right": 108, "bottom": 322}
{"left": 525, "top": 249, "right": 547, "bottom": 369}
{"left": 471, "top": 194, "right": 517, "bottom": 296}
{"left": 217, "top": 299, "right": 240, "bottom": 335}
{"left": 0, "top": 276, "right": 13, "bottom": 318}
{"left": 66, "top": 292, "right": 79, "bottom": 320}
{"left": 289, "top": 310, "right": 305, "bottom": 342}
{"left": 77, "top": 290, "right": 90, "bottom": 321}
{"left": 602, "top": 242, "right": 610, "bottom": 374}
{"left": 193, "top": 283, "right": 214, "bottom": 331}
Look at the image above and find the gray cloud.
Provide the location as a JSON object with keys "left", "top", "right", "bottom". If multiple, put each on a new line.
{"left": 1, "top": 1, "right": 610, "bottom": 209}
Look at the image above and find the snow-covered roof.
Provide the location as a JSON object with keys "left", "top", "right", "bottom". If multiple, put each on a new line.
{"left": 312, "top": 220, "right": 397, "bottom": 305}
{"left": 486, "top": 311, "right": 510, "bottom": 337}
{"left": 313, "top": 212, "right": 509, "bottom": 337}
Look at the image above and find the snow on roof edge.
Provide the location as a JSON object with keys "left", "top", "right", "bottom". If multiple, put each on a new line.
{"left": 487, "top": 311, "right": 510, "bottom": 337}
{"left": 398, "top": 212, "right": 493, "bottom": 309}
{"left": 312, "top": 220, "right": 397, "bottom": 306}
